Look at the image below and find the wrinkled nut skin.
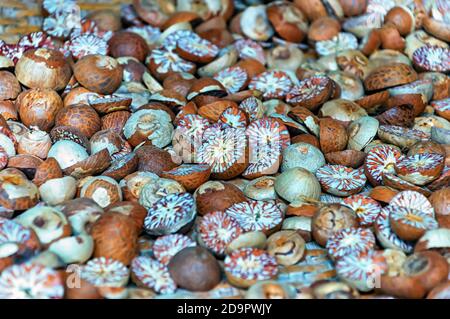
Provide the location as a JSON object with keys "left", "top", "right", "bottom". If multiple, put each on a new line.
{"left": 105, "top": 201, "right": 147, "bottom": 233}
{"left": 34, "top": 160, "right": 62, "bottom": 189}
{"left": 312, "top": 204, "right": 358, "bottom": 247}
{"left": 15, "top": 48, "right": 72, "bottom": 91}
{"left": 17, "top": 88, "right": 63, "bottom": 132}
{"left": 108, "top": 31, "right": 149, "bottom": 62}
{"left": 364, "top": 63, "right": 418, "bottom": 91}
{"left": 55, "top": 104, "right": 101, "bottom": 138}
{"left": 90, "top": 212, "right": 138, "bottom": 266}
{"left": 168, "top": 247, "right": 221, "bottom": 292}
{"left": 135, "top": 145, "right": 177, "bottom": 175}
{"left": 73, "top": 54, "right": 123, "bottom": 95}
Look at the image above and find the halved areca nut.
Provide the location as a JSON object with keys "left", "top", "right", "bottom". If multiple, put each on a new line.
{"left": 364, "top": 144, "right": 403, "bottom": 186}
{"left": 412, "top": 45, "right": 450, "bottom": 73}
{"left": 0, "top": 263, "right": 64, "bottom": 299}
{"left": 343, "top": 194, "right": 382, "bottom": 227}
{"left": 316, "top": 164, "right": 367, "bottom": 197}
{"left": 143, "top": 192, "right": 196, "bottom": 236}
{"left": 388, "top": 205, "right": 438, "bottom": 241}
{"left": 152, "top": 234, "right": 196, "bottom": 266}
{"left": 172, "top": 114, "right": 210, "bottom": 164}
{"left": 176, "top": 36, "right": 219, "bottom": 64}
{"left": 131, "top": 256, "right": 177, "bottom": 294}
{"left": 335, "top": 251, "right": 388, "bottom": 292}
{"left": 239, "top": 96, "right": 265, "bottom": 122}
{"left": 197, "top": 125, "right": 248, "bottom": 180}
{"left": 213, "top": 66, "right": 249, "bottom": 94}
{"left": 326, "top": 227, "right": 376, "bottom": 261}
{"left": 0, "top": 218, "right": 40, "bottom": 251}
{"left": 374, "top": 209, "right": 414, "bottom": 253}
{"left": 243, "top": 118, "right": 290, "bottom": 179}
{"left": 225, "top": 200, "right": 283, "bottom": 235}
{"left": 198, "top": 211, "right": 243, "bottom": 256}
{"left": 394, "top": 153, "right": 444, "bottom": 186}
{"left": 223, "top": 247, "right": 278, "bottom": 288}
{"left": 218, "top": 107, "right": 248, "bottom": 129}
{"left": 286, "top": 75, "right": 333, "bottom": 111}
{"left": 248, "top": 70, "right": 293, "bottom": 100}
{"left": 81, "top": 257, "right": 130, "bottom": 288}
{"left": 389, "top": 190, "right": 435, "bottom": 217}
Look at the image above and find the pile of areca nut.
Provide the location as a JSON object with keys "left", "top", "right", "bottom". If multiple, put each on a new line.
{"left": 0, "top": 0, "right": 449, "bottom": 299}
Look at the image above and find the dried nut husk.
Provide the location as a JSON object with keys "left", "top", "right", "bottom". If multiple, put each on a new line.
{"left": 39, "top": 176, "right": 77, "bottom": 206}
{"left": 275, "top": 167, "right": 321, "bottom": 203}
{"left": 281, "top": 142, "right": 325, "bottom": 173}
{"left": 347, "top": 116, "right": 379, "bottom": 150}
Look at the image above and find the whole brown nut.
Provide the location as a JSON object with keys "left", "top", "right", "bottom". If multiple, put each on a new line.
{"left": 91, "top": 212, "right": 138, "bottom": 266}
{"left": 312, "top": 204, "right": 358, "bottom": 247}
{"left": 101, "top": 111, "right": 131, "bottom": 137}
{"left": 0, "top": 71, "right": 21, "bottom": 100}
{"left": 384, "top": 6, "right": 415, "bottom": 36}
{"left": 17, "top": 88, "right": 63, "bottom": 131}
{"left": 338, "top": 0, "right": 367, "bottom": 17}
{"left": 55, "top": 104, "right": 101, "bottom": 138}
{"left": 73, "top": 54, "right": 123, "bottom": 95}
{"left": 267, "top": 230, "right": 306, "bottom": 266}
{"left": 88, "top": 10, "right": 122, "bottom": 32}
{"left": 308, "top": 17, "right": 341, "bottom": 42}
{"left": 168, "top": 247, "right": 221, "bottom": 292}
{"left": 15, "top": 48, "right": 72, "bottom": 91}
{"left": 108, "top": 32, "right": 149, "bottom": 62}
